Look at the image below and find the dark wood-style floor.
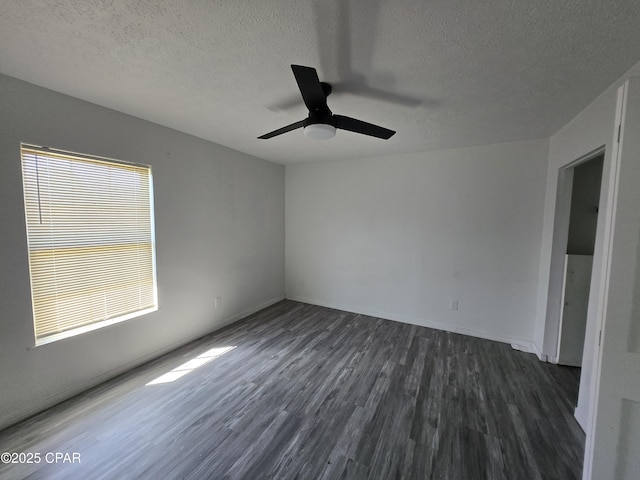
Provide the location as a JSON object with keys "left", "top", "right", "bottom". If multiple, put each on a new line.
{"left": 0, "top": 300, "right": 584, "bottom": 480}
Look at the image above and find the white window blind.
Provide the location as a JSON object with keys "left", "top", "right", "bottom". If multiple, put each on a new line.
{"left": 21, "top": 144, "right": 157, "bottom": 345}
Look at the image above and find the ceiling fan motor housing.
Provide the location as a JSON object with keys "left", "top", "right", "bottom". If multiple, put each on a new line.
{"left": 304, "top": 110, "right": 335, "bottom": 127}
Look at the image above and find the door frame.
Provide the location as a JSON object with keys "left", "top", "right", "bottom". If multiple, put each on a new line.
{"left": 581, "top": 80, "right": 629, "bottom": 480}
{"left": 545, "top": 146, "right": 605, "bottom": 365}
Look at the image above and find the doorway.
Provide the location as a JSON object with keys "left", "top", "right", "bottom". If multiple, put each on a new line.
{"left": 545, "top": 148, "right": 605, "bottom": 430}
{"left": 556, "top": 154, "right": 604, "bottom": 367}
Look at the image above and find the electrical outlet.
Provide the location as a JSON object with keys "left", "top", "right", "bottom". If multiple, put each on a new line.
{"left": 449, "top": 299, "right": 458, "bottom": 311}
{"left": 215, "top": 296, "right": 222, "bottom": 309}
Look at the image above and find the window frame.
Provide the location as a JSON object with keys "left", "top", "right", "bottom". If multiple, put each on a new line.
{"left": 20, "top": 144, "right": 158, "bottom": 346}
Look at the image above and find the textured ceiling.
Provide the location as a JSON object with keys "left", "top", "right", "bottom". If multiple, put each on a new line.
{"left": 1, "top": 0, "right": 640, "bottom": 165}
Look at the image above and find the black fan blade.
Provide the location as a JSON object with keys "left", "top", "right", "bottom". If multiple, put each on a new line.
{"left": 334, "top": 115, "right": 395, "bottom": 139}
{"left": 258, "top": 120, "right": 305, "bottom": 139}
{"left": 291, "top": 65, "right": 327, "bottom": 112}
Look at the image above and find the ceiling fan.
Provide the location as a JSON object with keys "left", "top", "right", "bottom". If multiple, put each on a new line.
{"left": 258, "top": 65, "right": 396, "bottom": 140}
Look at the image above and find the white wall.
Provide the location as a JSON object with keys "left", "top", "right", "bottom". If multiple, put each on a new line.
{"left": 286, "top": 140, "right": 548, "bottom": 346}
{"left": 0, "top": 74, "right": 285, "bottom": 429}
{"left": 533, "top": 60, "right": 640, "bottom": 430}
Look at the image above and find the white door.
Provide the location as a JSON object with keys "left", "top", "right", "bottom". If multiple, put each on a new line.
{"left": 584, "top": 77, "right": 640, "bottom": 479}
{"left": 557, "top": 254, "right": 592, "bottom": 367}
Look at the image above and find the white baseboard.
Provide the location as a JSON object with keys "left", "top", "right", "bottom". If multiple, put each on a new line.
{"left": 519, "top": 341, "right": 548, "bottom": 362}
{"left": 510, "top": 342, "right": 549, "bottom": 362}
{"left": 220, "top": 295, "right": 285, "bottom": 328}
{"left": 286, "top": 295, "right": 534, "bottom": 349}
{"left": 511, "top": 341, "right": 536, "bottom": 354}
{"left": 574, "top": 405, "right": 588, "bottom": 432}
{"left": 0, "top": 294, "right": 285, "bottom": 431}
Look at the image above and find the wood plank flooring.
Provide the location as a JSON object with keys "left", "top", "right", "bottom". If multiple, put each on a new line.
{"left": 0, "top": 300, "right": 584, "bottom": 479}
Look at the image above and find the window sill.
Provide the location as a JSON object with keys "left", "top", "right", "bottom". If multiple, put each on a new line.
{"left": 31, "top": 306, "right": 158, "bottom": 348}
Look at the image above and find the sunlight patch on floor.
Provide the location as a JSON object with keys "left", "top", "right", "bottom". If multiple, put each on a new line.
{"left": 146, "top": 346, "right": 236, "bottom": 385}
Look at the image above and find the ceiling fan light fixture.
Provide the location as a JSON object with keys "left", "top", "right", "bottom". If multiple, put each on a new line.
{"left": 304, "top": 123, "right": 336, "bottom": 140}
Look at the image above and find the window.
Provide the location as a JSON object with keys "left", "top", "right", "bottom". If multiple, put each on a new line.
{"left": 21, "top": 144, "right": 157, "bottom": 345}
